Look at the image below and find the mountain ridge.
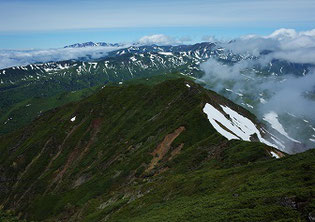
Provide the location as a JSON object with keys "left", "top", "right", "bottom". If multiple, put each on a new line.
{"left": 64, "top": 41, "right": 124, "bottom": 48}
{"left": 0, "top": 77, "right": 314, "bottom": 221}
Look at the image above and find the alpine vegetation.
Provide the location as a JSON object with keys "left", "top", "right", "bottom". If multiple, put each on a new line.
{"left": 0, "top": 0, "right": 314, "bottom": 221}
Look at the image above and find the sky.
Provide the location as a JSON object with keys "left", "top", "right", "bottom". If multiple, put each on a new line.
{"left": 0, "top": 0, "right": 315, "bottom": 49}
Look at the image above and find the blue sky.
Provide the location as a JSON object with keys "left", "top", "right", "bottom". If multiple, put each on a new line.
{"left": 0, "top": 0, "right": 314, "bottom": 49}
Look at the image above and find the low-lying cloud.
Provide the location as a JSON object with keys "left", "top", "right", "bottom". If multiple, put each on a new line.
{"left": 201, "top": 57, "right": 315, "bottom": 120}
{"left": 200, "top": 32, "right": 315, "bottom": 152}
{"left": 202, "top": 35, "right": 218, "bottom": 43}
{"left": 223, "top": 28, "right": 315, "bottom": 65}
{"left": 138, "top": 34, "right": 191, "bottom": 46}
{"left": 207, "top": 28, "right": 315, "bottom": 121}
{"left": 259, "top": 72, "right": 315, "bottom": 119}
{"left": 0, "top": 34, "right": 192, "bottom": 69}
{"left": 0, "top": 46, "right": 124, "bottom": 69}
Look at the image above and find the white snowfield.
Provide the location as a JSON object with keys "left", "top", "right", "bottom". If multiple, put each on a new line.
{"left": 158, "top": 52, "right": 173, "bottom": 56}
{"left": 263, "top": 111, "right": 301, "bottom": 143}
{"left": 203, "top": 103, "right": 280, "bottom": 149}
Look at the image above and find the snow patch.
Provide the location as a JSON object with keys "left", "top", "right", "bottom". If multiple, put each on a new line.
{"left": 130, "top": 56, "right": 137, "bottom": 62}
{"left": 260, "top": 98, "right": 267, "bottom": 104}
{"left": 287, "top": 112, "right": 296, "bottom": 117}
{"left": 203, "top": 103, "right": 280, "bottom": 149}
{"left": 270, "top": 151, "right": 280, "bottom": 159}
{"left": 263, "top": 112, "right": 301, "bottom": 143}
{"left": 203, "top": 103, "right": 238, "bottom": 140}
{"left": 158, "top": 52, "right": 173, "bottom": 56}
{"left": 246, "top": 103, "right": 254, "bottom": 109}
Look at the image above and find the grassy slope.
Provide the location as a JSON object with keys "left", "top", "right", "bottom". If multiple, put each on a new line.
{"left": 0, "top": 209, "right": 26, "bottom": 222}
{"left": 0, "top": 79, "right": 99, "bottom": 135}
{"left": 105, "top": 148, "right": 315, "bottom": 222}
{"left": 0, "top": 77, "right": 313, "bottom": 221}
{"left": 0, "top": 72, "right": 186, "bottom": 135}
{"left": 0, "top": 86, "right": 98, "bottom": 135}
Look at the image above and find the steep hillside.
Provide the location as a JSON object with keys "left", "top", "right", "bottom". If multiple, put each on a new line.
{"left": 0, "top": 78, "right": 314, "bottom": 221}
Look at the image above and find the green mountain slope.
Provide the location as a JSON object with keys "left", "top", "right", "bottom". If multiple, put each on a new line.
{"left": 0, "top": 61, "right": 186, "bottom": 135}
{"left": 0, "top": 78, "right": 314, "bottom": 221}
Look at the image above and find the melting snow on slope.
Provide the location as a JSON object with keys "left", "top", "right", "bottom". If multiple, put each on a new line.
{"left": 203, "top": 103, "right": 238, "bottom": 140}
{"left": 203, "top": 103, "right": 279, "bottom": 148}
{"left": 130, "top": 56, "right": 137, "bottom": 62}
{"left": 263, "top": 111, "right": 301, "bottom": 143}
{"left": 260, "top": 98, "right": 267, "bottom": 104}
{"left": 246, "top": 104, "right": 254, "bottom": 109}
{"left": 158, "top": 52, "right": 173, "bottom": 56}
{"left": 270, "top": 151, "right": 280, "bottom": 159}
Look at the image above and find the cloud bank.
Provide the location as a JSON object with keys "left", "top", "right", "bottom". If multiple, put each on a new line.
{"left": 200, "top": 29, "right": 315, "bottom": 152}
{"left": 223, "top": 28, "right": 315, "bottom": 65}
{"left": 201, "top": 28, "right": 315, "bottom": 119}
{"left": 259, "top": 71, "right": 315, "bottom": 119}
{"left": 0, "top": 46, "right": 124, "bottom": 69}
{"left": 201, "top": 58, "right": 315, "bottom": 121}
{"left": 0, "top": 34, "right": 190, "bottom": 69}
{"left": 138, "top": 34, "right": 190, "bottom": 46}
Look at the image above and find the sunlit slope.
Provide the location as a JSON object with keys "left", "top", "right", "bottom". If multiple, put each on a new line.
{"left": 0, "top": 78, "right": 313, "bottom": 221}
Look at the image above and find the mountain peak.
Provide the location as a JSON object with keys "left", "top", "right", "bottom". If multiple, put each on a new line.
{"left": 64, "top": 41, "right": 123, "bottom": 48}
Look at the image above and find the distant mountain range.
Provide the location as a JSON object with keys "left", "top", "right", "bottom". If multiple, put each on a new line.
{"left": 64, "top": 41, "right": 124, "bottom": 48}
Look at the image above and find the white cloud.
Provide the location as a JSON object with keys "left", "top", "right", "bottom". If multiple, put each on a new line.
{"left": 301, "top": 29, "right": 315, "bottom": 37}
{"left": 0, "top": 46, "right": 124, "bottom": 69}
{"left": 138, "top": 34, "right": 178, "bottom": 46}
{"left": 269, "top": 47, "right": 315, "bottom": 64}
{"left": 200, "top": 58, "right": 252, "bottom": 80}
{"left": 201, "top": 35, "right": 218, "bottom": 43}
{"left": 267, "top": 28, "right": 298, "bottom": 39}
{"left": 179, "top": 36, "right": 192, "bottom": 43}
{"left": 224, "top": 28, "right": 315, "bottom": 65}
{"left": 137, "top": 34, "right": 192, "bottom": 46}
{"left": 200, "top": 48, "right": 315, "bottom": 152}
{"left": 259, "top": 70, "right": 315, "bottom": 118}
